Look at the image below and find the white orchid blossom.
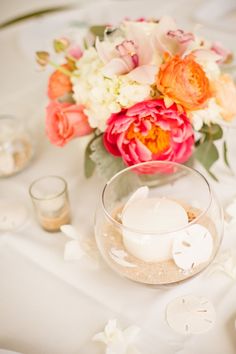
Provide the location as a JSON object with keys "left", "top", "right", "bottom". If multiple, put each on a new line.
{"left": 60, "top": 224, "right": 86, "bottom": 261}
{"left": 93, "top": 319, "right": 141, "bottom": 354}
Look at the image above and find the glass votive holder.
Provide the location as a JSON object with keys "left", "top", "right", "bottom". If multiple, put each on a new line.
{"left": 95, "top": 161, "right": 224, "bottom": 286}
{"left": 0, "top": 114, "right": 34, "bottom": 177}
{"left": 29, "top": 176, "right": 71, "bottom": 232}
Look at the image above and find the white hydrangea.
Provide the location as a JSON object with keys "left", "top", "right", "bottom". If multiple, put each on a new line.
{"left": 190, "top": 98, "right": 223, "bottom": 131}
{"left": 72, "top": 47, "right": 151, "bottom": 131}
{"left": 116, "top": 77, "right": 150, "bottom": 108}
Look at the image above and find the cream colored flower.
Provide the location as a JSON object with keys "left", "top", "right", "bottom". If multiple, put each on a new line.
{"left": 93, "top": 319, "right": 141, "bottom": 354}
{"left": 212, "top": 74, "right": 236, "bottom": 121}
{"left": 190, "top": 98, "right": 223, "bottom": 131}
{"left": 72, "top": 48, "right": 151, "bottom": 131}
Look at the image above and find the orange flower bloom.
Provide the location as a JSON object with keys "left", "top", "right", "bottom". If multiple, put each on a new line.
{"left": 156, "top": 55, "right": 211, "bottom": 110}
{"left": 48, "top": 64, "right": 72, "bottom": 100}
{"left": 212, "top": 74, "right": 236, "bottom": 121}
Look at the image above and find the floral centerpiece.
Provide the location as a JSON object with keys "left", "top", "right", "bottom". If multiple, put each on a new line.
{"left": 36, "top": 16, "right": 236, "bottom": 179}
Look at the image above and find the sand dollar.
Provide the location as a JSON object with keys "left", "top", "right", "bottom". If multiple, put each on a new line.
{"left": 166, "top": 295, "right": 216, "bottom": 334}
{"left": 172, "top": 224, "right": 213, "bottom": 270}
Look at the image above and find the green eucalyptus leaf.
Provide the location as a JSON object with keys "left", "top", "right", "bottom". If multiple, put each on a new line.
{"left": 199, "top": 124, "right": 223, "bottom": 141}
{"left": 84, "top": 137, "right": 96, "bottom": 178}
{"left": 90, "top": 135, "right": 125, "bottom": 180}
{"left": 223, "top": 140, "right": 231, "bottom": 169}
{"left": 89, "top": 25, "right": 107, "bottom": 40}
{"left": 206, "top": 169, "right": 219, "bottom": 182}
{"left": 83, "top": 39, "right": 89, "bottom": 50}
{"left": 195, "top": 140, "right": 219, "bottom": 179}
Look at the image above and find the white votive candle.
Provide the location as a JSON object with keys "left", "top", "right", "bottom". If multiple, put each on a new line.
{"left": 122, "top": 197, "right": 188, "bottom": 262}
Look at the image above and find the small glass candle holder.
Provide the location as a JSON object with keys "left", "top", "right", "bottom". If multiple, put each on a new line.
{"left": 95, "top": 161, "right": 224, "bottom": 286}
{"left": 29, "top": 176, "right": 71, "bottom": 232}
{"left": 0, "top": 114, "right": 34, "bottom": 177}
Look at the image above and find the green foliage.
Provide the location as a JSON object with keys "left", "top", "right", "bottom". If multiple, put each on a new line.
{"left": 223, "top": 140, "right": 231, "bottom": 169}
{"left": 89, "top": 25, "right": 107, "bottom": 40}
{"left": 194, "top": 123, "right": 224, "bottom": 181}
{"left": 84, "top": 135, "right": 125, "bottom": 180}
{"left": 84, "top": 135, "right": 97, "bottom": 178}
{"left": 199, "top": 123, "right": 223, "bottom": 140}
{"left": 195, "top": 140, "right": 219, "bottom": 181}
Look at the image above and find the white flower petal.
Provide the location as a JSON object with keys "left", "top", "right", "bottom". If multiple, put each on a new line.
{"left": 103, "top": 58, "right": 130, "bottom": 77}
{"left": 92, "top": 320, "right": 141, "bottom": 354}
{"left": 123, "top": 326, "right": 140, "bottom": 344}
{"left": 190, "top": 98, "right": 223, "bottom": 130}
{"left": 105, "top": 319, "right": 119, "bottom": 337}
{"left": 60, "top": 224, "right": 80, "bottom": 240}
{"left": 127, "top": 65, "right": 158, "bottom": 84}
{"left": 93, "top": 332, "right": 108, "bottom": 344}
{"left": 96, "top": 37, "right": 115, "bottom": 64}
{"left": 64, "top": 240, "right": 85, "bottom": 261}
{"left": 124, "top": 21, "right": 153, "bottom": 65}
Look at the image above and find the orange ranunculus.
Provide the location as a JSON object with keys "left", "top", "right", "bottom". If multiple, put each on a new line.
{"left": 156, "top": 55, "right": 211, "bottom": 111}
{"left": 48, "top": 64, "right": 72, "bottom": 100}
{"left": 212, "top": 74, "right": 236, "bottom": 121}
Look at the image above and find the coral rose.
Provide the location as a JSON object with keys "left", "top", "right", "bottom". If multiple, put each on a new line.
{"left": 46, "top": 101, "right": 93, "bottom": 147}
{"left": 212, "top": 74, "right": 236, "bottom": 121}
{"left": 156, "top": 55, "right": 211, "bottom": 110}
{"left": 104, "top": 99, "right": 194, "bottom": 166}
{"left": 48, "top": 64, "right": 72, "bottom": 100}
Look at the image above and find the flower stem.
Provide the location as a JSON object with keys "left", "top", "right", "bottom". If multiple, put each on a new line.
{"left": 48, "top": 60, "right": 79, "bottom": 78}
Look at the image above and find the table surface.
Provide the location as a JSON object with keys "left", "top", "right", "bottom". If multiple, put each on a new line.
{"left": 1, "top": 1, "right": 236, "bottom": 353}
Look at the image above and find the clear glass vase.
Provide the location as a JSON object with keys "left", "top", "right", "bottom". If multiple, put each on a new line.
{"left": 95, "top": 161, "right": 224, "bottom": 286}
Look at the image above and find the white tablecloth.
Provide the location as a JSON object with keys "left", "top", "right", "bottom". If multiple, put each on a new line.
{"left": 1, "top": 1, "right": 236, "bottom": 353}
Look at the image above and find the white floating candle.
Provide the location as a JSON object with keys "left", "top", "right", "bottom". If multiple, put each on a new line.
{"left": 172, "top": 224, "right": 213, "bottom": 271}
{"left": 166, "top": 295, "right": 216, "bottom": 335}
{"left": 121, "top": 186, "right": 149, "bottom": 216}
{"left": 121, "top": 197, "right": 188, "bottom": 262}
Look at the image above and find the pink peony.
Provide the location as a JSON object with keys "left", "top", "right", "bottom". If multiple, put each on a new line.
{"left": 46, "top": 101, "right": 93, "bottom": 147}
{"left": 104, "top": 99, "right": 194, "bottom": 166}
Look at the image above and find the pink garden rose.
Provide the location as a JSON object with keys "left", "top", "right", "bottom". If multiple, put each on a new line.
{"left": 46, "top": 101, "right": 93, "bottom": 147}
{"left": 104, "top": 99, "right": 194, "bottom": 166}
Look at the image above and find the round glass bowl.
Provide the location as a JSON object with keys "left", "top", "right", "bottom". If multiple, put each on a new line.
{"left": 0, "top": 115, "right": 34, "bottom": 177}
{"left": 95, "top": 161, "right": 224, "bottom": 286}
